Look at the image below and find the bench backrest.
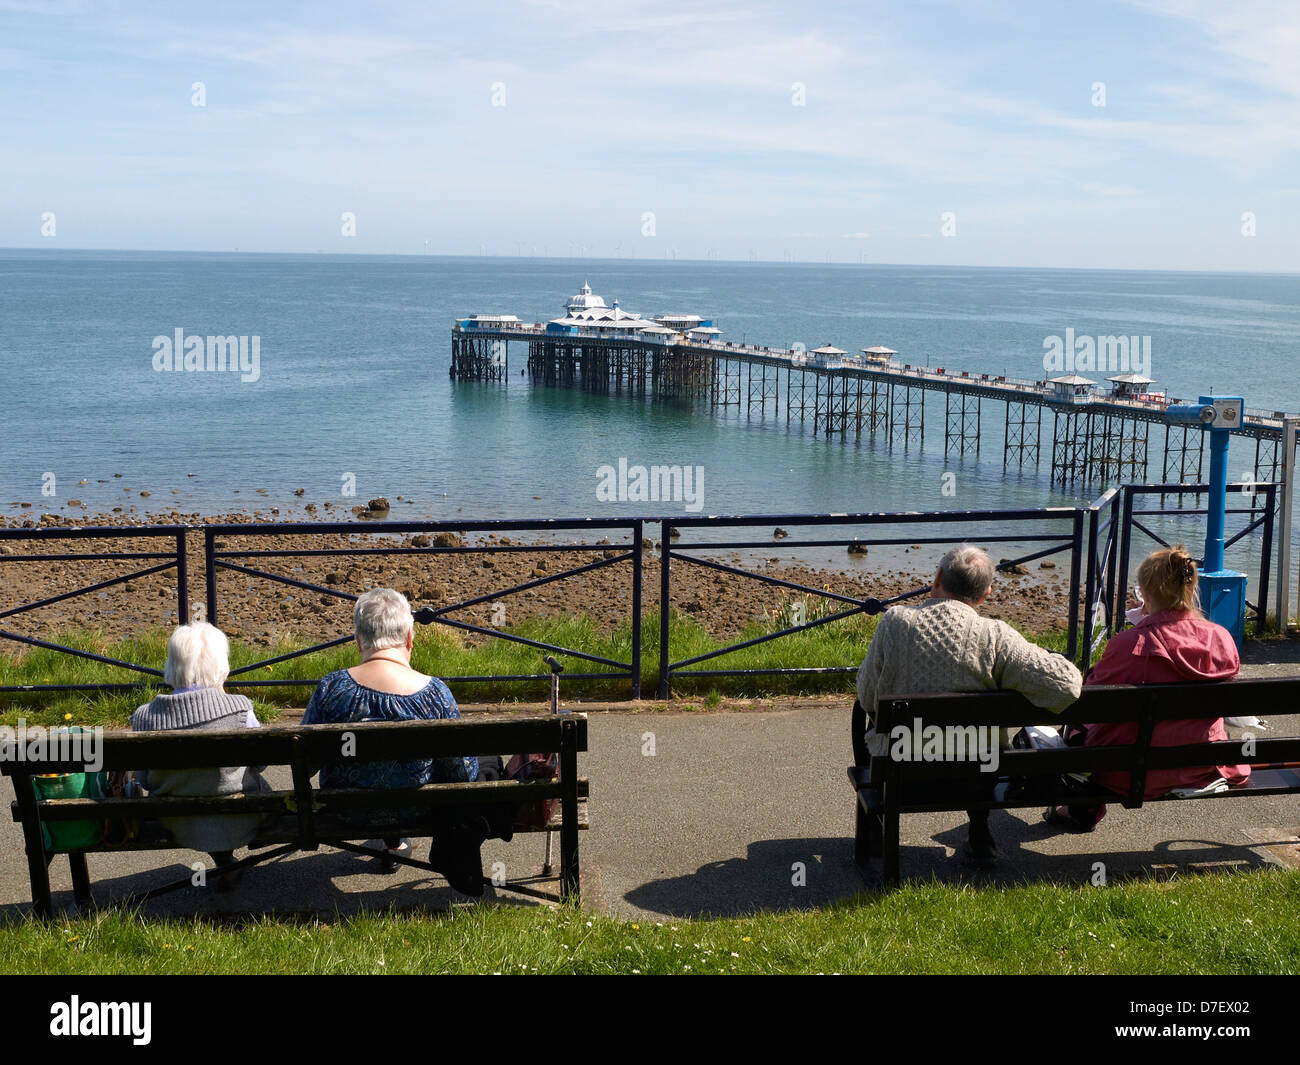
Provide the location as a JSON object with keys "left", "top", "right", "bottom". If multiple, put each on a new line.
{"left": 874, "top": 679, "right": 1300, "bottom": 806}
{"left": 4, "top": 714, "right": 588, "bottom": 850}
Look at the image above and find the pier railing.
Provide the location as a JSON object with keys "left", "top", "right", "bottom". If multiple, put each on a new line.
{"left": 0, "top": 489, "right": 1280, "bottom": 699}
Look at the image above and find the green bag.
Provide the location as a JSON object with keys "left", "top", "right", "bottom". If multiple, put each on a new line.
{"left": 32, "top": 769, "right": 103, "bottom": 852}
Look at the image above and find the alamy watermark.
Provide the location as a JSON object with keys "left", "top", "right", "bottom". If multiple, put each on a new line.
{"left": 1, "top": 719, "right": 104, "bottom": 773}
{"left": 596, "top": 459, "right": 704, "bottom": 512}
{"left": 883, "top": 717, "right": 1000, "bottom": 773}
{"left": 50, "top": 997, "right": 151, "bottom": 1045}
{"left": 152, "top": 329, "right": 261, "bottom": 383}
{"left": 1042, "top": 328, "right": 1151, "bottom": 377}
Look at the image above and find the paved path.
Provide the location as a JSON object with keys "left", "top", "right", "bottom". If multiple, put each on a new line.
{"left": 3, "top": 645, "right": 1299, "bottom": 923}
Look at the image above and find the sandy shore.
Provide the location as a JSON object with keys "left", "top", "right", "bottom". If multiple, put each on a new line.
{"left": 0, "top": 509, "right": 1077, "bottom": 644}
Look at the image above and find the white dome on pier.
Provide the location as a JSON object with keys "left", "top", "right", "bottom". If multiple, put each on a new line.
{"left": 566, "top": 282, "right": 608, "bottom": 313}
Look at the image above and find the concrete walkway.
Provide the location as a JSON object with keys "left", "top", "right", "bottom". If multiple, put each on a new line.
{"left": 2, "top": 643, "right": 1299, "bottom": 923}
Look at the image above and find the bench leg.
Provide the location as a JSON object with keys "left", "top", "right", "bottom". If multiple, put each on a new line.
{"left": 854, "top": 800, "right": 883, "bottom": 865}
{"left": 560, "top": 720, "right": 580, "bottom": 904}
{"left": 69, "top": 853, "right": 92, "bottom": 908}
{"left": 882, "top": 799, "right": 901, "bottom": 890}
{"left": 26, "top": 844, "right": 53, "bottom": 919}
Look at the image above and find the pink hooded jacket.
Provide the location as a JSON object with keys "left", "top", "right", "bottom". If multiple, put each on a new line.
{"left": 1083, "top": 609, "right": 1249, "bottom": 799}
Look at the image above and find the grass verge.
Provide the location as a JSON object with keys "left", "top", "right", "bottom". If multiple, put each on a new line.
{"left": 0, "top": 608, "right": 1078, "bottom": 728}
{"left": 2, "top": 868, "right": 1295, "bottom": 974}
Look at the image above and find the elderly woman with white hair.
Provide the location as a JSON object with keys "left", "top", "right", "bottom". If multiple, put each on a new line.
{"left": 130, "top": 621, "right": 269, "bottom": 889}
{"left": 303, "top": 587, "right": 488, "bottom": 895}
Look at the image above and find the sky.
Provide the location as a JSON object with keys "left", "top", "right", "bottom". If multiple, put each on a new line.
{"left": 2, "top": 0, "right": 1298, "bottom": 271}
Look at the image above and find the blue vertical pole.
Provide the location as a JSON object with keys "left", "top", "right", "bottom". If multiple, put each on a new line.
{"left": 1204, "top": 422, "right": 1229, "bottom": 573}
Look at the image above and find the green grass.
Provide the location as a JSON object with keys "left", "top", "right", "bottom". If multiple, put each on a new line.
{"left": 3, "top": 869, "right": 1296, "bottom": 974}
{"left": 0, "top": 608, "right": 1077, "bottom": 728}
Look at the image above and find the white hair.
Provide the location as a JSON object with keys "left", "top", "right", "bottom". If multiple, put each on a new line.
{"left": 164, "top": 622, "right": 231, "bottom": 689}
{"left": 354, "top": 588, "right": 414, "bottom": 653}
{"left": 937, "top": 545, "right": 995, "bottom": 604}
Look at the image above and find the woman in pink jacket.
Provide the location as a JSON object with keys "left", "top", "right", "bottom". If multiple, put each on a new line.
{"left": 1047, "top": 545, "right": 1250, "bottom": 831}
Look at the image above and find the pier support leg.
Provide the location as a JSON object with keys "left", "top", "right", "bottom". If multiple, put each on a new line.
{"left": 944, "top": 391, "right": 981, "bottom": 456}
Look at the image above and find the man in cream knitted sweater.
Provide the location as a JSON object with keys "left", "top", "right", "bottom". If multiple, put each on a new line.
{"left": 855, "top": 545, "right": 1082, "bottom": 868}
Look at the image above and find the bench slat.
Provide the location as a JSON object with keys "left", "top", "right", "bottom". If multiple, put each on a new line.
{"left": 30, "top": 798, "right": 593, "bottom": 855}
{"left": 877, "top": 678, "right": 1300, "bottom": 728}
{"left": 0, "top": 715, "right": 590, "bottom": 777}
{"left": 15, "top": 778, "right": 592, "bottom": 823}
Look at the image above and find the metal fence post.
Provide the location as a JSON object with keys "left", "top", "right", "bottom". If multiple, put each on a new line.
{"left": 1081, "top": 502, "right": 1100, "bottom": 670}
{"left": 658, "top": 520, "right": 671, "bottom": 699}
{"left": 204, "top": 528, "right": 218, "bottom": 626}
{"left": 1115, "top": 486, "right": 1135, "bottom": 628}
{"left": 176, "top": 530, "right": 190, "bottom": 624}
{"left": 1257, "top": 484, "right": 1275, "bottom": 632}
{"left": 1278, "top": 418, "right": 1299, "bottom": 630}
{"left": 631, "top": 522, "right": 643, "bottom": 699}
{"left": 1104, "top": 490, "right": 1120, "bottom": 640}
{"left": 1066, "top": 509, "right": 1084, "bottom": 664}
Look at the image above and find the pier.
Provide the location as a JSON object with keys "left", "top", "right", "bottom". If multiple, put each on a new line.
{"left": 451, "top": 286, "right": 1296, "bottom": 489}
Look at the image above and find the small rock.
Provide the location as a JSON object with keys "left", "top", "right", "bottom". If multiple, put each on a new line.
{"left": 533, "top": 559, "right": 548, "bottom": 572}
{"left": 433, "top": 531, "right": 463, "bottom": 548}
{"left": 774, "top": 528, "right": 789, "bottom": 539}
{"left": 1039, "top": 560, "right": 1056, "bottom": 570}
{"left": 367, "top": 497, "right": 389, "bottom": 512}
{"left": 293, "top": 488, "right": 305, "bottom": 496}
{"left": 67, "top": 499, "right": 83, "bottom": 508}
{"left": 481, "top": 559, "right": 495, "bottom": 569}
{"left": 411, "top": 534, "right": 431, "bottom": 548}
{"left": 848, "top": 542, "right": 869, "bottom": 555}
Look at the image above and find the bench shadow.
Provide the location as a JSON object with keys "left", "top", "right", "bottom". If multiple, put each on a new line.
{"left": 0, "top": 845, "right": 554, "bottom": 926}
{"left": 903, "top": 810, "right": 1278, "bottom": 889}
{"left": 623, "top": 836, "right": 865, "bottom": 919}
{"left": 623, "top": 814, "right": 1285, "bottom": 919}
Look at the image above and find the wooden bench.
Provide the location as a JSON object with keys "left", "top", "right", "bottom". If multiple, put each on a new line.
{"left": 849, "top": 678, "right": 1300, "bottom": 887}
{"left": 4, "top": 713, "right": 588, "bottom": 917}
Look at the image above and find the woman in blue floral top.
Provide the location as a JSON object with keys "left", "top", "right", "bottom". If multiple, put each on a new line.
{"left": 304, "top": 587, "right": 484, "bottom": 893}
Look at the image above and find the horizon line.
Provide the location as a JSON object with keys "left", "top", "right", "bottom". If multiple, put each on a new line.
{"left": 2, "top": 245, "right": 1297, "bottom": 279}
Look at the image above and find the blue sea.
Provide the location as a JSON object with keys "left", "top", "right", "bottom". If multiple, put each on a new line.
{"left": 2, "top": 251, "right": 1296, "bottom": 548}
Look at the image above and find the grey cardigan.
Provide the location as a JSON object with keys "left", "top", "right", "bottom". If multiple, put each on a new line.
{"left": 129, "top": 688, "right": 270, "bottom": 853}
